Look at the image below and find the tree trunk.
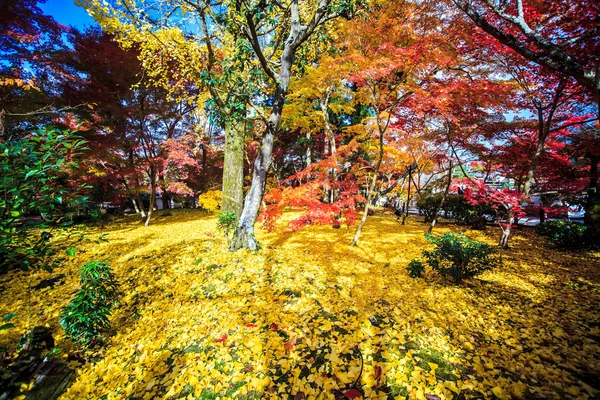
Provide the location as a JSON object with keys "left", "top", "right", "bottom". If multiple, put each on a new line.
{"left": 131, "top": 198, "right": 141, "bottom": 214}
{"left": 201, "top": 143, "right": 207, "bottom": 192}
{"left": 144, "top": 183, "right": 156, "bottom": 227}
{"left": 229, "top": 127, "right": 276, "bottom": 251}
{"left": 321, "top": 87, "right": 338, "bottom": 203}
{"left": 135, "top": 193, "right": 146, "bottom": 219}
{"left": 499, "top": 208, "right": 513, "bottom": 248}
{"left": 351, "top": 119, "right": 386, "bottom": 246}
{"left": 522, "top": 79, "right": 565, "bottom": 197}
{"left": 428, "top": 162, "right": 453, "bottom": 234}
{"left": 351, "top": 174, "right": 377, "bottom": 246}
{"left": 305, "top": 131, "right": 312, "bottom": 167}
{"left": 584, "top": 151, "right": 600, "bottom": 233}
{"left": 162, "top": 188, "right": 171, "bottom": 209}
{"left": 222, "top": 120, "right": 245, "bottom": 218}
{"left": 229, "top": 82, "right": 289, "bottom": 251}
{"left": 229, "top": 0, "right": 339, "bottom": 250}
{"left": 402, "top": 168, "right": 412, "bottom": 225}
{"left": 522, "top": 130, "right": 545, "bottom": 197}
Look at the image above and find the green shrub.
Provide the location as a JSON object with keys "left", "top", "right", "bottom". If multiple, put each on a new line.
{"left": 410, "top": 232, "right": 500, "bottom": 282}
{"left": 417, "top": 195, "right": 442, "bottom": 222}
{"left": 407, "top": 259, "right": 425, "bottom": 278}
{"left": 0, "top": 129, "right": 87, "bottom": 273}
{"left": 417, "top": 195, "right": 492, "bottom": 227}
{"left": 217, "top": 211, "right": 237, "bottom": 239}
{"left": 59, "top": 260, "right": 119, "bottom": 347}
{"left": 535, "top": 220, "right": 593, "bottom": 250}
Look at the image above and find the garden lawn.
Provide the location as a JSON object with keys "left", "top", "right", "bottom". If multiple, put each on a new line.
{"left": 1, "top": 209, "right": 599, "bottom": 399}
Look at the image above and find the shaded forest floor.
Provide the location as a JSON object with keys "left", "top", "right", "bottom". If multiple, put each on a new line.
{"left": 1, "top": 209, "right": 599, "bottom": 399}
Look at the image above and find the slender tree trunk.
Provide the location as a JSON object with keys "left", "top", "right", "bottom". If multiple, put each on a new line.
{"left": 145, "top": 182, "right": 156, "bottom": 227}
{"left": 351, "top": 174, "right": 377, "bottom": 246}
{"left": 162, "top": 187, "right": 171, "bottom": 209}
{"left": 584, "top": 151, "right": 600, "bottom": 232}
{"left": 135, "top": 193, "right": 146, "bottom": 219}
{"left": 402, "top": 167, "right": 412, "bottom": 225}
{"left": 321, "top": 87, "right": 338, "bottom": 204}
{"left": 522, "top": 142, "right": 544, "bottom": 197}
{"left": 201, "top": 143, "right": 207, "bottom": 192}
{"left": 305, "top": 131, "right": 312, "bottom": 167}
{"left": 428, "top": 162, "right": 453, "bottom": 234}
{"left": 131, "top": 198, "right": 140, "bottom": 214}
{"left": 351, "top": 122, "right": 385, "bottom": 246}
{"left": 222, "top": 120, "right": 245, "bottom": 218}
{"left": 499, "top": 208, "right": 513, "bottom": 248}
{"left": 523, "top": 79, "right": 565, "bottom": 197}
{"left": 144, "top": 167, "right": 157, "bottom": 227}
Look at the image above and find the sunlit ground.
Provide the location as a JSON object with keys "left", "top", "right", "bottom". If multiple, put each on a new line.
{"left": 1, "top": 209, "right": 599, "bottom": 399}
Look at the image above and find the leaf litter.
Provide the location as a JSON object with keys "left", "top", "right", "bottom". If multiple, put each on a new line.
{"left": 0, "top": 209, "right": 599, "bottom": 399}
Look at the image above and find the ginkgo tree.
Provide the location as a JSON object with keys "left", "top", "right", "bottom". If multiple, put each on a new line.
{"left": 78, "top": 0, "right": 363, "bottom": 246}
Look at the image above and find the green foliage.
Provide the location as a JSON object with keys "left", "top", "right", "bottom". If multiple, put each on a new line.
{"left": 407, "top": 259, "right": 425, "bottom": 278}
{"left": 217, "top": 211, "right": 237, "bottom": 239}
{"left": 0, "top": 128, "right": 87, "bottom": 273}
{"left": 417, "top": 195, "right": 442, "bottom": 222}
{"left": 59, "top": 260, "right": 120, "bottom": 347}
{"left": 536, "top": 220, "right": 594, "bottom": 250}
{"left": 0, "top": 313, "right": 17, "bottom": 332}
{"left": 410, "top": 232, "right": 500, "bottom": 282}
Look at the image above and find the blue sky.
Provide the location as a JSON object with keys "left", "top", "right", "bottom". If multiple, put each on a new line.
{"left": 38, "top": 0, "right": 98, "bottom": 29}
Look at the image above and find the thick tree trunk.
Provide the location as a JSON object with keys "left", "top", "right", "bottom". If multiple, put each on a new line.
{"left": 229, "top": 8, "right": 304, "bottom": 251}
{"left": 229, "top": 0, "right": 338, "bottom": 250}
{"left": 230, "top": 77, "right": 290, "bottom": 251}
{"left": 229, "top": 127, "right": 276, "bottom": 251}
{"left": 222, "top": 120, "right": 245, "bottom": 218}
{"left": 428, "top": 162, "right": 453, "bottom": 234}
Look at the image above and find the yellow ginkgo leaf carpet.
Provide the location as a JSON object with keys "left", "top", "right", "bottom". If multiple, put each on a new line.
{"left": 1, "top": 209, "right": 599, "bottom": 399}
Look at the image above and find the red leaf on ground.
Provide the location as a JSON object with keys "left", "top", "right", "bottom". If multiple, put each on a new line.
{"left": 344, "top": 388, "right": 363, "bottom": 399}
{"left": 214, "top": 334, "right": 227, "bottom": 343}
{"left": 374, "top": 365, "right": 382, "bottom": 379}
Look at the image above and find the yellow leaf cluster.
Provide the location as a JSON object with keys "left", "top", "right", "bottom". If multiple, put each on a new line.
{"left": 197, "top": 190, "right": 222, "bottom": 212}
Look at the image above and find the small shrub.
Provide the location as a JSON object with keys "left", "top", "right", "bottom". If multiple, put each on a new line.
{"left": 417, "top": 195, "right": 442, "bottom": 222}
{"left": 59, "top": 260, "right": 119, "bottom": 347}
{"left": 217, "top": 211, "right": 237, "bottom": 239}
{"left": 409, "top": 232, "right": 500, "bottom": 282}
{"left": 536, "top": 220, "right": 593, "bottom": 249}
{"left": 407, "top": 259, "right": 425, "bottom": 278}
